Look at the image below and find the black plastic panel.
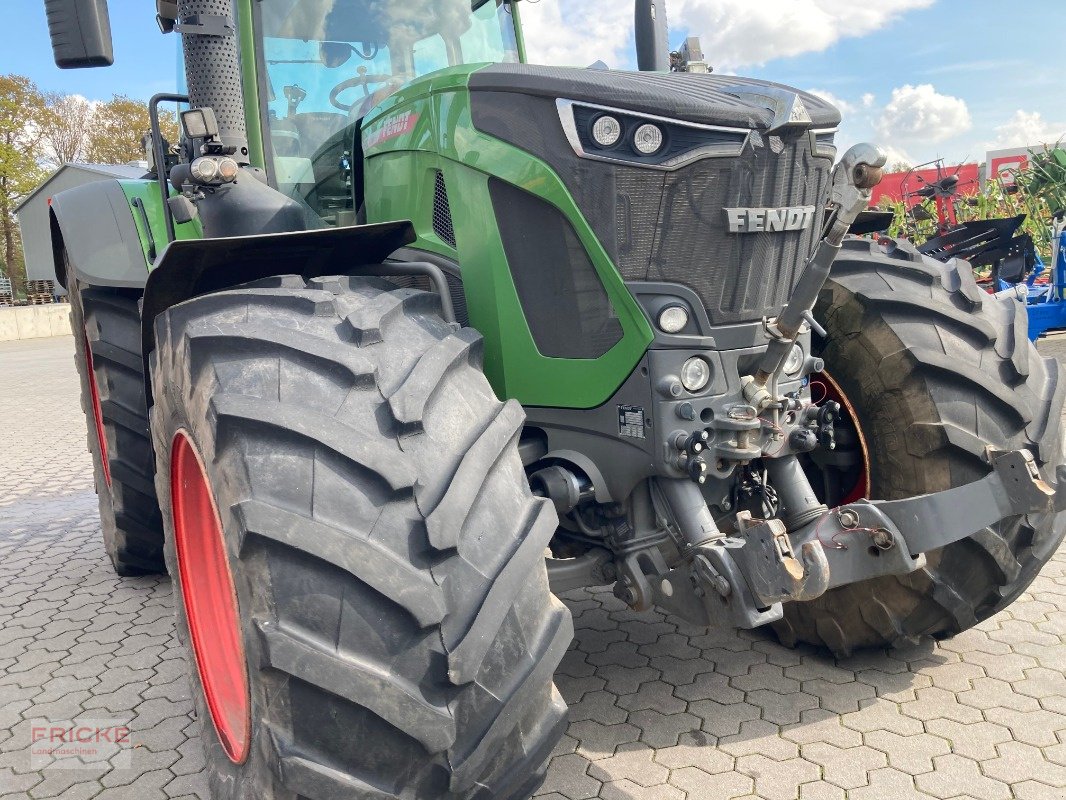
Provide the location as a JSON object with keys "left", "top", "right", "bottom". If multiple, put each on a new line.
{"left": 489, "top": 178, "right": 623, "bottom": 360}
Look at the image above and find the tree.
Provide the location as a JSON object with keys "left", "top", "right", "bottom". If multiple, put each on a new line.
{"left": 40, "top": 93, "right": 94, "bottom": 166}
{"left": 85, "top": 95, "right": 178, "bottom": 165}
{"left": 0, "top": 74, "right": 47, "bottom": 294}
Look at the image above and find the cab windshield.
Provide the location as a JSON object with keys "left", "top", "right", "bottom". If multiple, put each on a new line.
{"left": 257, "top": 0, "right": 520, "bottom": 223}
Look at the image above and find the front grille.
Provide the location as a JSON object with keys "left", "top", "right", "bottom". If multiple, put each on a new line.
{"left": 472, "top": 92, "right": 833, "bottom": 326}
{"left": 615, "top": 137, "right": 830, "bottom": 323}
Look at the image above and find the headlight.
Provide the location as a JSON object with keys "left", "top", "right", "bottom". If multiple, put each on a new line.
{"left": 680, "top": 357, "right": 711, "bottom": 392}
{"left": 633, "top": 123, "right": 664, "bottom": 155}
{"left": 783, "top": 344, "right": 804, "bottom": 376}
{"left": 657, "top": 305, "right": 689, "bottom": 334}
{"left": 191, "top": 157, "right": 220, "bottom": 182}
{"left": 591, "top": 115, "right": 622, "bottom": 147}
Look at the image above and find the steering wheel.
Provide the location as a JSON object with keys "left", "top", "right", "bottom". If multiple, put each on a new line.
{"left": 329, "top": 67, "right": 393, "bottom": 112}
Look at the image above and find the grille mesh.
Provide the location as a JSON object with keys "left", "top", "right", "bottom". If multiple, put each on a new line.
{"left": 473, "top": 92, "right": 833, "bottom": 326}
{"left": 432, "top": 171, "right": 457, "bottom": 249}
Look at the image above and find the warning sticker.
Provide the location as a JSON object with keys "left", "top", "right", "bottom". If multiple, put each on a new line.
{"left": 618, "top": 405, "right": 646, "bottom": 439}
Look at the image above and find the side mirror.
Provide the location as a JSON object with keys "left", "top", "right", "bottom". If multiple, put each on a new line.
{"left": 45, "top": 0, "right": 114, "bottom": 69}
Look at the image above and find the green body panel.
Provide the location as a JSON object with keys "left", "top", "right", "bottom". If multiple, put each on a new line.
{"left": 237, "top": 0, "right": 266, "bottom": 169}
{"left": 362, "top": 66, "right": 654, "bottom": 409}
{"left": 118, "top": 180, "right": 203, "bottom": 267}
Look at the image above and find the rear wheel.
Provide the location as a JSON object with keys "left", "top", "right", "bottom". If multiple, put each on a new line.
{"left": 70, "top": 275, "right": 165, "bottom": 575}
{"left": 150, "top": 275, "right": 571, "bottom": 800}
{"left": 781, "top": 238, "right": 1066, "bottom": 656}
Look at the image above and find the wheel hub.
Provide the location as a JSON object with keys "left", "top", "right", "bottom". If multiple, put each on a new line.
{"left": 170, "top": 431, "right": 251, "bottom": 764}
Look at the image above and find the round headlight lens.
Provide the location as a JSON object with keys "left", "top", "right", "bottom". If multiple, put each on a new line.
{"left": 658, "top": 305, "right": 689, "bottom": 334}
{"left": 191, "top": 157, "right": 219, "bottom": 183}
{"left": 783, "top": 344, "right": 804, "bottom": 376}
{"left": 591, "top": 115, "right": 622, "bottom": 147}
{"left": 680, "top": 357, "right": 711, "bottom": 393}
{"left": 633, "top": 123, "right": 664, "bottom": 155}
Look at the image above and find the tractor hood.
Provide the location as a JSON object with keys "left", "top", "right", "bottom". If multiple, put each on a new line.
{"left": 469, "top": 64, "right": 841, "bottom": 132}
{"left": 468, "top": 63, "right": 840, "bottom": 328}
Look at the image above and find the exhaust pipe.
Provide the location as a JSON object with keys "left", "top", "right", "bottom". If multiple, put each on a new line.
{"left": 635, "top": 0, "right": 670, "bottom": 72}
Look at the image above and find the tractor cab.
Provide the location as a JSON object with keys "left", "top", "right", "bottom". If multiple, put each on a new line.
{"left": 254, "top": 0, "right": 521, "bottom": 222}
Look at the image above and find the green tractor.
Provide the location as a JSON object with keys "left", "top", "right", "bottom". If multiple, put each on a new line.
{"left": 46, "top": 0, "right": 1064, "bottom": 797}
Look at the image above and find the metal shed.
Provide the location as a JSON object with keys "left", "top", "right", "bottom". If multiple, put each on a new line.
{"left": 15, "top": 163, "right": 148, "bottom": 295}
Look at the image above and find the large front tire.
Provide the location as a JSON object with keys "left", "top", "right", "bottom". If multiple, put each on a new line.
{"left": 150, "top": 275, "right": 571, "bottom": 800}
{"left": 780, "top": 238, "right": 1066, "bottom": 656}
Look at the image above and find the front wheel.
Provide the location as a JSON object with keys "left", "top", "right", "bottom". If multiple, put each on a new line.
{"left": 781, "top": 238, "right": 1066, "bottom": 657}
{"left": 150, "top": 275, "right": 571, "bottom": 799}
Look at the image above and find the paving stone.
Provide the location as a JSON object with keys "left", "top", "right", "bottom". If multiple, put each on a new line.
{"left": 923, "top": 718, "right": 1012, "bottom": 761}
{"left": 982, "top": 740, "right": 1066, "bottom": 786}
{"left": 913, "top": 753, "right": 1011, "bottom": 799}
{"left": 668, "top": 765, "right": 753, "bottom": 799}
{"left": 598, "top": 779, "right": 684, "bottom": 800}
{"left": 568, "top": 721, "right": 641, "bottom": 760}
{"left": 535, "top": 753, "right": 602, "bottom": 800}
{"left": 587, "top": 743, "right": 668, "bottom": 787}
{"left": 734, "top": 754, "right": 820, "bottom": 800}
{"left": 801, "top": 742, "right": 886, "bottom": 790}
{"left": 717, "top": 720, "right": 798, "bottom": 760}
{"left": 863, "top": 729, "right": 951, "bottom": 774}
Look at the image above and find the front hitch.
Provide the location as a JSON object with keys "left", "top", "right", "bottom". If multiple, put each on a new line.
{"left": 790, "top": 448, "right": 1054, "bottom": 591}
{"left": 654, "top": 448, "right": 1054, "bottom": 630}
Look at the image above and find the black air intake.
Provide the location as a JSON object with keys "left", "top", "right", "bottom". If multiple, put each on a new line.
{"left": 489, "top": 179, "right": 623, "bottom": 359}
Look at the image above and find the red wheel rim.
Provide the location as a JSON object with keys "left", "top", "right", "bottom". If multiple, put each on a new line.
{"left": 170, "top": 431, "right": 251, "bottom": 764}
{"left": 810, "top": 370, "right": 871, "bottom": 506}
{"left": 84, "top": 332, "right": 111, "bottom": 487}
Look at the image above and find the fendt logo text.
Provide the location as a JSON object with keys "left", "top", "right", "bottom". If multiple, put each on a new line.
{"left": 725, "top": 205, "right": 817, "bottom": 233}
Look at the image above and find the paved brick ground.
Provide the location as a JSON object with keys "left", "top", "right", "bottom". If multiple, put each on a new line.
{"left": 2, "top": 333, "right": 1066, "bottom": 800}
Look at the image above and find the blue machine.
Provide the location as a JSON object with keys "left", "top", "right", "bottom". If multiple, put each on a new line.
{"left": 998, "top": 212, "right": 1066, "bottom": 340}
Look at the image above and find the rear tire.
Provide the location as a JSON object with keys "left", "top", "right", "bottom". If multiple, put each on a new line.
{"left": 150, "top": 275, "right": 571, "bottom": 799}
{"left": 70, "top": 275, "right": 165, "bottom": 575}
{"left": 779, "top": 238, "right": 1066, "bottom": 656}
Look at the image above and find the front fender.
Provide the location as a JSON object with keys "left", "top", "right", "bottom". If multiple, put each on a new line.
{"left": 49, "top": 180, "right": 151, "bottom": 290}
{"left": 140, "top": 220, "right": 416, "bottom": 406}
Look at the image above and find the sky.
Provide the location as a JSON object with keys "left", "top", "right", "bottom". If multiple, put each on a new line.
{"left": 3, "top": 0, "right": 1064, "bottom": 167}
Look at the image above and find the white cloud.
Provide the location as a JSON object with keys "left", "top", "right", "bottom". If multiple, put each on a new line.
{"left": 880, "top": 144, "right": 916, "bottom": 170}
{"left": 985, "top": 110, "right": 1066, "bottom": 151}
{"left": 876, "top": 84, "right": 971, "bottom": 143}
{"left": 518, "top": 1, "right": 633, "bottom": 68}
{"left": 805, "top": 89, "right": 854, "bottom": 116}
{"left": 861, "top": 93, "right": 876, "bottom": 109}
{"left": 518, "top": 0, "right": 932, "bottom": 71}
{"left": 669, "top": 0, "right": 934, "bottom": 70}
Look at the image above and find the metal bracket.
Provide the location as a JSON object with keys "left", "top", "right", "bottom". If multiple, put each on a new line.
{"left": 871, "top": 448, "right": 1052, "bottom": 553}
{"left": 790, "top": 504, "right": 925, "bottom": 590}
{"left": 646, "top": 541, "right": 784, "bottom": 630}
{"left": 788, "top": 448, "right": 1052, "bottom": 589}
{"left": 174, "top": 14, "right": 236, "bottom": 37}
{"left": 546, "top": 549, "right": 614, "bottom": 595}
